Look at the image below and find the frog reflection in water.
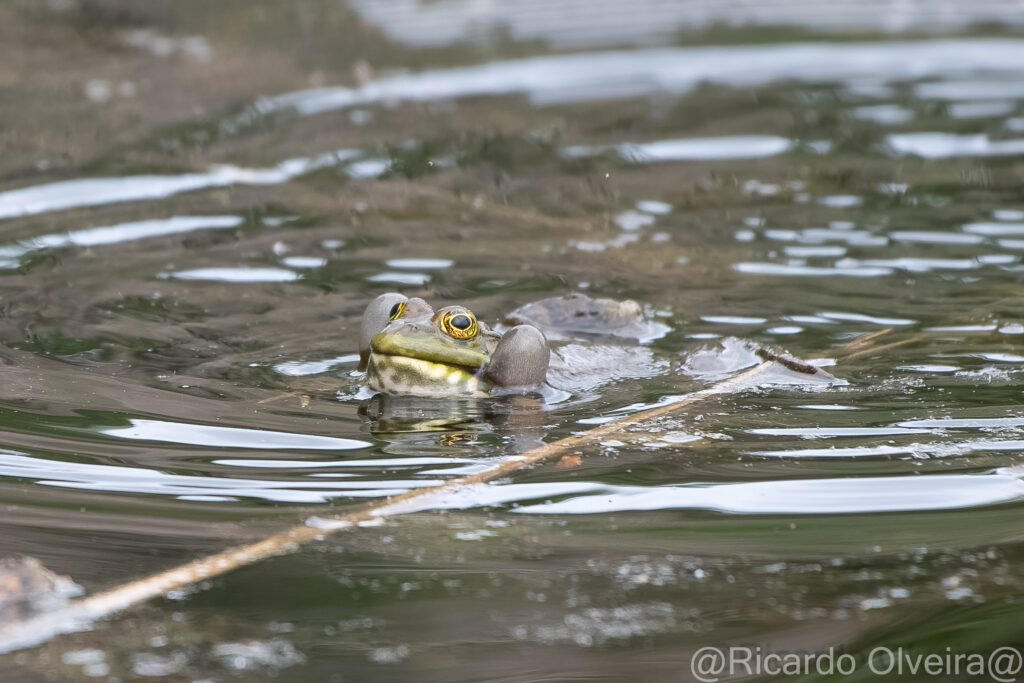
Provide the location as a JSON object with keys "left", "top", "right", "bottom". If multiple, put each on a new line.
{"left": 359, "top": 293, "right": 549, "bottom": 397}
{"left": 358, "top": 291, "right": 668, "bottom": 398}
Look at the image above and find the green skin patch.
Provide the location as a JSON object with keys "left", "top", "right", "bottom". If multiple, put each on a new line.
{"left": 371, "top": 331, "right": 489, "bottom": 368}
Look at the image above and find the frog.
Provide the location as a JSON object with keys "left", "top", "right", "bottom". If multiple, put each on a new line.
{"left": 358, "top": 291, "right": 675, "bottom": 398}
{"left": 357, "top": 291, "right": 834, "bottom": 406}
{"left": 358, "top": 292, "right": 550, "bottom": 397}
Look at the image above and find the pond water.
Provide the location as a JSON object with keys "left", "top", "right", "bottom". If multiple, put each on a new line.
{"left": 3, "top": 1, "right": 1024, "bottom": 680}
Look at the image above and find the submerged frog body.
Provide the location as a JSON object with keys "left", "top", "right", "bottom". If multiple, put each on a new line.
{"left": 359, "top": 293, "right": 550, "bottom": 397}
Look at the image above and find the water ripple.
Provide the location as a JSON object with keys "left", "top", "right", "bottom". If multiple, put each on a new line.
{"left": 562, "top": 135, "right": 793, "bottom": 162}
{"left": 509, "top": 470, "right": 1024, "bottom": 515}
{"left": 963, "top": 222, "right": 1024, "bottom": 236}
{"left": 100, "top": 419, "right": 372, "bottom": 450}
{"left": 256, "top": 40, "right": 1024, "bottom": 116}
{"left": 0, "top": 215, "right": 243, "bottom": 270}
{"left": 162, "top": 267, "right": 300, "bottom": 283}
{"left": 752, "top": 439, "right": 1024, "bottom": 458}
{"left": 890, "top": 231, "right": 984, "bottom": 245}
{"left": 734, "top": 263, "right": 894, "bottom": 277}
{"left": 887, "top": 133, "right": 1024, "bottom": 159}
{"left": 214, "top": 457, "right": 480, "bottom": 468}
{"left": 747, "top": 427, "right": 930, "bottom": 437}
{"left": 0, "top": 450, "right": 435, "bottom": 504}
{"left": 0, "top": 151, "right": 360, "bottom": 220}
{"left": 272, "top": 354, "right": 359, "bottom": 377}
{"left": 896, "top": 417, "right": 1024, "bottom": 430}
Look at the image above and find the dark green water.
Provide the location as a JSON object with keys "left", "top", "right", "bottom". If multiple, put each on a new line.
{"left": 3, "top": 1, "right": 1024, "bottom": 680}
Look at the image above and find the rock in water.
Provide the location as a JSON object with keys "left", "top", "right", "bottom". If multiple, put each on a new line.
{"left": 0, "top": 556, "right": 81, "bottom": 624}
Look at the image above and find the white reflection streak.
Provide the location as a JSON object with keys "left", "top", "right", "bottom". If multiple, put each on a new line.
{"left": 0, "top": 450, "right": 440, "bottom": 504}
{"left": 101, "top": 419, "right": 372, "bottom": 450}
{"left": 164, "top": 267, "right": 300, "bottom": 283}
{"left": 562, "top": 136, "right": 793, "bottom": 162}
{"left": 752, "top": 439, "right": 1024, "bottom": 458}
{"left": 0, "top": 215, "right": 243, "bottom": 270}
{"left": 272, "top": 354, "right": 360, "bottom": 377}
{"left": 0, "top": 150, "right": 359, "bottom": 220}
{"left": 258, "top": 40, "right": 1024, "bottom": 116}
{"left": 887, "top": 133, "right": 1024, "bottom": 159}
{"left": 214, "top": 457, "right": 481, "bottom": 468}
{"left": 511, "top": 470, "right": 1024, "bottom": 515}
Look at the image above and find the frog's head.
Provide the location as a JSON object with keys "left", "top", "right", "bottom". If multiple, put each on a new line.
{"left": 359, "top": 293, "right": 549, "bottom": 397}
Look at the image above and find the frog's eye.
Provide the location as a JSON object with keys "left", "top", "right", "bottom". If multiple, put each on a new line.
{"left": 441, "top": 310, "right": 479, "bottom": 340}
{"left": 388, "top": 301, "right": 406, "bottom": 320}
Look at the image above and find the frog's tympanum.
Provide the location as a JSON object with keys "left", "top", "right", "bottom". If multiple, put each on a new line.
{"left": 359, "top": 293, "right": 550, "bottom": 397}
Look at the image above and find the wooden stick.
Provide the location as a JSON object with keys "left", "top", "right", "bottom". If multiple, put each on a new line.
{"left": 0, "top": 328, "right": 885, "bottom": 653}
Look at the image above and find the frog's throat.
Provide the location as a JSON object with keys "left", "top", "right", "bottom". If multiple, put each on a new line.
{"left": 370, "top": 332, "right": 489, "bottom": 368}
{"left": 367, "top": 354, "right": 489, "bottom": 396}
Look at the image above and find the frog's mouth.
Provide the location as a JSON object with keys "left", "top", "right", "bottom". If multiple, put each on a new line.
{"left": 367, "top": 333, "right": 492, "bottom": 395}
{"left": 367, "top": 353, "right": 480, "bottom": 389}
{"left": 370, "top": 332, "right": 488, "bottom": 369}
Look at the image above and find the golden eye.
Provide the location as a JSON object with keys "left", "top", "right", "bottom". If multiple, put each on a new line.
{"left": 442, "top": 310, "right": 479, "bottom": 339}
{"left": 388, "top": 301, "right": 406, "bottom": 320}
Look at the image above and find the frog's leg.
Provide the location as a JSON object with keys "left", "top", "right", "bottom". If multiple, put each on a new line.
{"left": 359, "top": 292, "right": 407, "bottom": 370}
{"left": 484, "top": 324, "right": 549, "bottom": 388}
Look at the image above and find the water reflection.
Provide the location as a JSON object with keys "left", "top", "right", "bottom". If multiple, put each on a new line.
{"left": 257, "top": 40, "right": 1024, "bottom": 116}
{"left": 562, "top": 135, "right": 793, "bottom": 161}
{"left": 272, "top": 354, "right": 360, "bottom": 377}
{"left": 734, "top": 262, "right": 895, "bottom": 277}
{"left": 510, "top": 469, "right": 1024, "bottom": 514}
{"left": 0, "top": 151, "right": 362, "bottom": 220}
{"left": 0, "top": 215, "right": 242, "bottom": 270}
{"left": 162, "top": 267, "right": 300, "bottom": 282}
{"left": 947, "top": 101, "right": 1017, "bottom": 119}
{"left": 887, "top": 133, "right": 1024, "bottom": 158}
{"left": 850, "top": 104, "right": 914, "bottom": 124}
{"left": 358, "top": 394, "right": 550, "bottom": 454}
{"left": 0, "top": 449, "right": 436, "bottom": 504}
{"left": 281, "top": 257, "right": 327, "bottom": 269}
{"left": 349, "top": 0, "right": 1024, "bottom": 48}
{"left": 100, "top": 418, "right": 371, "bottom": 450}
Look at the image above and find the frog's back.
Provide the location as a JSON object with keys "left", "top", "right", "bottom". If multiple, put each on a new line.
{"left": 505, "top": 293, "right": 670, "bottom": 393}
{"left": 504, "top": 292, "right": 668, "bottom": 342}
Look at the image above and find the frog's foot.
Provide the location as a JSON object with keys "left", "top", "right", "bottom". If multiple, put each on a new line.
{"left": 484, "top": 324, "right": 549, "bottom": 389}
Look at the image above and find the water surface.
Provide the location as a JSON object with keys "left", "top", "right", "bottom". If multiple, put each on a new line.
{"left": 3, "top": 1, "right": 1024, "bottom": 681}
